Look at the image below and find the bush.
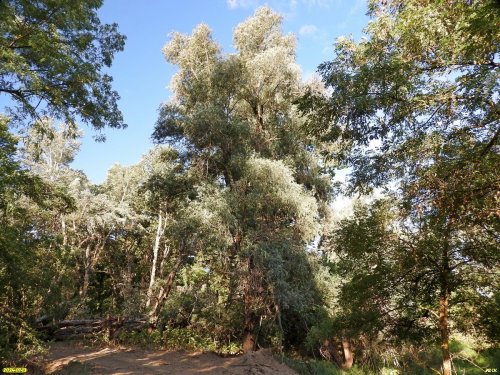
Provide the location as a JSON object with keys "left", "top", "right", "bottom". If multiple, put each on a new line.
{"left": 0, "top": 308, "right": 46, "bottom": 362}
{"left": 116, "top": 329, "right": 162, "bottom": 349}
{"left": 162, "top": 327, "right": 241, "bottom": 354}
{"left": 282, "top": 356, "right": 391, "bottom": 375}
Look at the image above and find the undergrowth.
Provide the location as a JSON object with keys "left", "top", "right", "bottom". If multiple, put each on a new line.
{"left": 283, "top": 344, "right": 500, "bottom": 375}
{"left": 115, "top": 327, "right": 241, "bottom": 354}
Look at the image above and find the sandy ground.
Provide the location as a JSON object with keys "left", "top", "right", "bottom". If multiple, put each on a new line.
{"left": 42, "top": 342, "right": 298, "bottom": 374}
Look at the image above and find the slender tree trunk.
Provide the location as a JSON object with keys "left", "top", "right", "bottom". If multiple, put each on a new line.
{"left": 80, "top": 244, "right": 92, "bottom": 300}
{"left": 242, "top": 255, "right": 258, "bottom": 353}
{"left": 257, "top": 104, "right": 264, "bottom": 132}
{"left": 158, "top": 244, "right": 171, "bottom": 277}
{"left": 124, "top": 253, "right": 133, "bottom": 302}
{"left": 341, "top": 339, "right": 353, "bottom": 369}
{"left": 440, "top": 239, "right": 452, "bottom": 375}
{"left": 149, "top": 257, "right": 183, "bottom": 326}
{"left": 61, "top": 216, "right": 67, "bottom": 246}
{"left": 275, "top": 304, "right": 284, "bottom": 350}
{"left": 146, "top": 212, "right": 164, "bottom": 309}
{"left": 439, "top": 292, "right": 451, "bottom": 375}
{"left": 225, "top": 231, "right": 241, "bottom": 307}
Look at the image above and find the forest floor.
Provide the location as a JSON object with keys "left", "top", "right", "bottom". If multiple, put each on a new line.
{"left": 41, "top": 342, "right": 298, "bottom": 374}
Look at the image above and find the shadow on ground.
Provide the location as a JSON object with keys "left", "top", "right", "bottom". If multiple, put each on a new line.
{"left": 42, "top": 342, "right": 298, "bottom": 374}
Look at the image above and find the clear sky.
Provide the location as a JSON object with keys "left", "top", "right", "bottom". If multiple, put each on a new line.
{"left": 65, "top": 0, "right": 368, "bottom": 183}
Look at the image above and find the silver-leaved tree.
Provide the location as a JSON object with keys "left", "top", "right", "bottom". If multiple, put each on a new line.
{"left": 153, "top": 7, "right": 332, "bottom": 352}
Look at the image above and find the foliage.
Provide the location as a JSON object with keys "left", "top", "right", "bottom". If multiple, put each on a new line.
{"left": 116, "top": 325, "right": 242, "bottom": 354}
{"left": 283, "top": 356, "right": 384, "bottom": 375}
{"left": 116, "top": 329, "right": 163, "bottom": 349}
{"left": 153, "top": 6, "right": 330, "bottom": 351}
{"left": 0, "top": 117, "right": 72, "bottom": 359}
{"left": 161, "top": 327, "right": 241, "bottom": 354}
{"left": 298, "top": 1, "right": 499, "bottom": 373}
{"left": 1, "top": 3, "right": 498, "bottom": 373}
{"left": 298, "top": 1, "right": 499, "bottom": 181}
{"left": 286, "top": 335, "right": 500, "bottom": 375}
{"left": 0, "top": 0, "right": 126, "bottom": 135}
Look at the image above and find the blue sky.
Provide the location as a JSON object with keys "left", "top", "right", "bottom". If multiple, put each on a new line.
{"left": 45, "top": 0, "right": 370, "bottom": 183}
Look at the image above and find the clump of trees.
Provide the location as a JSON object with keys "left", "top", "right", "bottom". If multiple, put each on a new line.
{"left": 0, "top": 1, "right": 498, "bottom": 374}
{"left": 298, "top": 0, "right": 499, "bottom": 374}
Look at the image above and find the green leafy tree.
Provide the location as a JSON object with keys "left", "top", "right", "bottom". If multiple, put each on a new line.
{"left": 0, "top": 0, "right": 126, "bottom": 135}
{"left": 154, "top": 7, "right": 330, "bottom": 352}
{"left": 0, "top": 117, "right": 73, "bottom": 359}
{"left": 20, "top": 121, "right": 139, "bottom": 314}
{"left": 136, "top": 147, "right": 200, "bottom": 324}
{"left": 299, "top": 1, "right": 499, "bottom": 373}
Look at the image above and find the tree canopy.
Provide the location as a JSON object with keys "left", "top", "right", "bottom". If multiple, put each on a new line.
{"left": 154, "top": 7, "right": 330, "bottom": 352}
{"left": 0, "top": 0, "right": 126, "bottom": 135}
{"left": 297, "top": 1, "right": 499, "bottom": 374}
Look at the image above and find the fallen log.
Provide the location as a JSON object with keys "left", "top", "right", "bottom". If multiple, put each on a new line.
{"left": 56, "top": 326, "right": 100, "bottom": 334}
{"left": 38, "top": 317, "right": 149, "bottom": 341}
{"left": 56, "top": 319, "right": 100, "bottom": 327}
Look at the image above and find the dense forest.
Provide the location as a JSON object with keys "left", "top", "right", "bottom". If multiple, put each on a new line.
{"left": 0, "top": 1, "right": 498, "bottom": 374}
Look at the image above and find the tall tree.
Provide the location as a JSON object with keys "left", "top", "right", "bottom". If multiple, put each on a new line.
{"left": 154, "top": 7, "right": 330, "bottom": 351}
{"left": 298, "top": 1, "right": 499, "bottom": 373}
{"left": 0, "top": 0, "right": 126, "bottom": 135}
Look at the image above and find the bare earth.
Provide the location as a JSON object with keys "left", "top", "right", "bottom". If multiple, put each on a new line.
{"left": 43, "top": 342, "right": 298, "bottom": 375}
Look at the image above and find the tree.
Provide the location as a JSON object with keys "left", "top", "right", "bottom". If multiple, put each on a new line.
{"left": 0, "top": 0, "right": 126, "bottom": 135}
{"left": 135, "top": 147, "right": 199, "bottom": 324}
{"left": 20, "top": 120, "right": 141, "bottom": 313}
{"left": 298, "top": 1, "right": 499, "bottom": 373}
{"left": 154, "top": 7, "right": 330, "bottom": 351}
{"left": 0, "top": 117, "right": 74, "bottom": 359}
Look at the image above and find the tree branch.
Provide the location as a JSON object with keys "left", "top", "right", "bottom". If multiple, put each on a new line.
{"left": 480, "top": 126, "right": 500, "bottom": 157}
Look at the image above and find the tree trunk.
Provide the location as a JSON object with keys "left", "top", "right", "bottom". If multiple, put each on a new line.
{"left": 80, "top": 244, "right": 92, "bottom": 301}
{"left": 149, "top": 257, "right": 183, "bottom": 326}
{"left": 61, "top": 216, "right": 67, "bottom": 246}
{"left": 257, "top": 104, "right": 264, "bottom": 132}
{"left": 146, "top": 212, "right": 164, "bottom": 309}
{"left": 341, "top": 339, "right": 353, "bottom": 369}
{"left": 320, "top": 339, "right": 353, "bottom": 368}
{"left": 158, "top": 244, "right": 171, "bottom": 279}
{"left": 440, "top": 240, "right": 452, "bottom": 375}
{"left": 242, "top": 310, "right": 256, "bottom": 352}
{"left": 439, "top": 293, "right": 451, "bottom": 375}
{"left": 242, "top": 255, "right": 259, "bottom": 353}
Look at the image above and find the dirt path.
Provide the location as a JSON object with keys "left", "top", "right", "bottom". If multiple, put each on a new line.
{"left": 43, "top": 342, "right": 298, "bottom": 374}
